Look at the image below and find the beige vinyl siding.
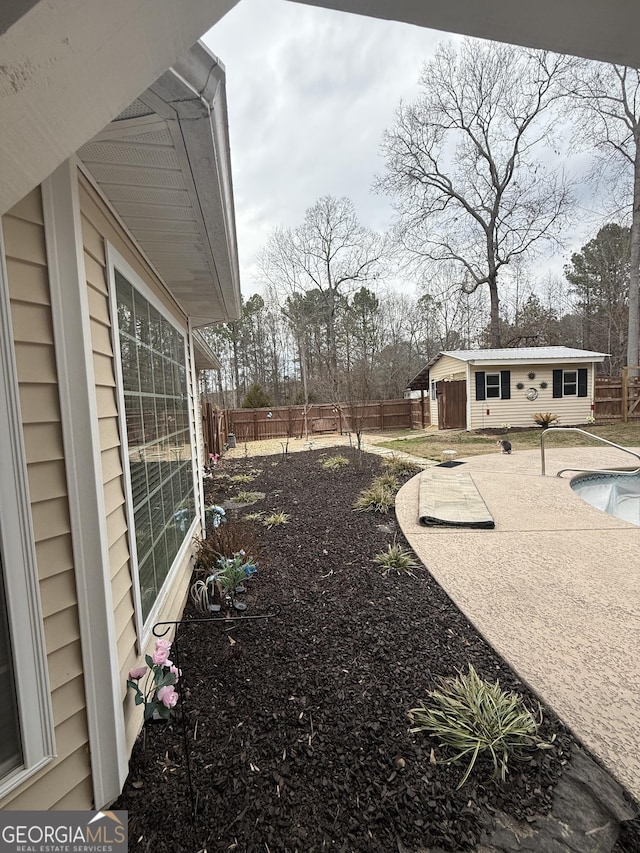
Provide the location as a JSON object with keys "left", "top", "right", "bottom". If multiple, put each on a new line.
{"left": 1, "top": 188, "right": 92, "bottom": 809}
{"left": 78, "top": 172, "right": 201, "bottom": 752}
{"left": 428, "top": 355, "right": 467, "bottom": 426}
{"left": 468, "top": 363, "right": 595, "bottom": 430}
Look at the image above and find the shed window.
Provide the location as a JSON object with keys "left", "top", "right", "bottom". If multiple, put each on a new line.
{"left": 486, "top": 373, "right": 501, "bottom": 398}
{"left": 563, "top": 371, "right": 577, "bottom": 395}
{"left": 553, "top": 368, "right": 588, "bottom": 398}
{"left": 115, "top": 270, "right": 196, "bottom": 623}
{"left": 475, "top": 370, "right": 511, "bottom": 401}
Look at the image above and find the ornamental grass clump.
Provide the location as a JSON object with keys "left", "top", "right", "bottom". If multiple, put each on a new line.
{"left": 231, "top": 490, "right": 262, "bottom": 504}
{"left": 353, "top": 481, "right": 395, "bottom": 514}
{"left": 408, "top": 664, "right": 545, "bottom": 789}
{"left": 320, "top": 455, "right": 350, "bottom": 470}
{"left": 193, "top": 521, "right": 260, "bottom": 578}
{"left": 373, "top": 540, "right": 418, "bottom": 576}
{"left": 373, "top": 472, "right": 400, "bottom": 491}
{"left": 262, "top": 511, "right": 290, "bottom": 528}
{"left": 382, "top": 455, "right": 420, "bottom": 476}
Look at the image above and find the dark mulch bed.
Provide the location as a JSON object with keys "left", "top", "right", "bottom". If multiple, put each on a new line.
{"left": 115, "top": 448, "right": 577, "bottom": 851}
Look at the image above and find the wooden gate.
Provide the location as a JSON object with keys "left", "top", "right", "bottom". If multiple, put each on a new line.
{"left": 436, "top": 380, "right": 467, "bottom": 430}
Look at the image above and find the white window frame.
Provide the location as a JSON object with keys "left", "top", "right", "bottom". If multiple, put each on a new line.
{"left": 563, "top": 370, "right": 578, "bottom": 396}
{"left": 485, "top": 372, "right": 502, "bottom": 399}
{"left": 0, "top": 217, "right": 55, "bottom": 799}
{"left": 106, "top": 245, "right": 199, "bottom": 646}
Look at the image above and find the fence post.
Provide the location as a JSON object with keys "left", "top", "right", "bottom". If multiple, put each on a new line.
{"left": 379, "top": 401, "right": 384, "bottom": 431}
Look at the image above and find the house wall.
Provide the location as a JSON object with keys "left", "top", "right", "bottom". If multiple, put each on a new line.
{"left": 0, "top": 171, "right": 206, "bottom": 810}
{"left": 1, "top": 188, "right": 92, "bottom": 809}
{"left": 77, "top": 172, "right": 202, "bottom": 754}
{"left": 468, "top": 362, "right": 595, "bottom": 430}
{"left": 428, "top": 355, "right": 467, "bottom": 426}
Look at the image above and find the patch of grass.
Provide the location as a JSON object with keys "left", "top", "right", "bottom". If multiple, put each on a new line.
{"left": 409, "top": 664, "right": 547, "bottom": 789}
{"left": 382, "top": 454, "right": 421, "bottom": 476}
{"left": 230, "top": 491, "right": 262, "bottom": 504}
{"left": 373, "top": 540, "right": 418, "bottom": 576}
{"left": 353, "top": 481, "right": 395, "bottom": 514}
{"left": 262, "top": 511, "right": 290, "bottom": 528}
{"left": 320, "top": 455, "right": 350, "bottom": 470}
{"left": 377, "top": 422, "right": 640, "bottom": 460}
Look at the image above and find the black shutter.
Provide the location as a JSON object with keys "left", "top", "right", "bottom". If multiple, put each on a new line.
{"left": 475, "top": 371, "right": 486, "bottom": 401}
{"left": 577, "top": 368, "right": 588, "bottom": 397}
{"left": 552, "top": 369, "right": 563, "bottom": 398}
{"left": 500, "top": 370, "right": 511, "bottom": 400}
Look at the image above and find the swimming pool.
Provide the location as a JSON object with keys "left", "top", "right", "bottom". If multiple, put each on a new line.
{"left": 571, "top": 471, "right": 640, "bottom": 526}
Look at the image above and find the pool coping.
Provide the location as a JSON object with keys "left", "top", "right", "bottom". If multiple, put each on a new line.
{"left": 396, "top": 445, "right": 640, "bottom": 804}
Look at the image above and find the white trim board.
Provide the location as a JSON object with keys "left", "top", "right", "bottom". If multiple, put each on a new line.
{"left": 42, "top": 160, "right": 129, "bottom": 808}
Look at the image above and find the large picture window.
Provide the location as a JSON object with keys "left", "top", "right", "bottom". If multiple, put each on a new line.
{"left": 115, "top": 270, "right": 195, "bottom": 622}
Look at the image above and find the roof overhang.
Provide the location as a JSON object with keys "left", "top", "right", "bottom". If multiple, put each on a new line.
{"left": 407, "top": 349, "right": 608, "bottom": 390}
{"left": 292, "top": 0, "right": 640, "bottom": 68}
{"left": 0, "top": 0, "right": 239, "bottom": 216}
{"left": 78, "top": 42, "right": 241, "bottom": 325}
{"left": 193, "top": 329, "right": 222, "bottom": 370}
{"left": 465, "top": 356, "right": 607, "bottom": 367}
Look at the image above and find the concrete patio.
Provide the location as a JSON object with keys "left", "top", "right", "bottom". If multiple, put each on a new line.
{"left": 396, "top": 445, "right": 640, "bottom": 803}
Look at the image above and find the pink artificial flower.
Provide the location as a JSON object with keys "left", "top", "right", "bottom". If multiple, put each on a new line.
{"left": 152, "top": 647, "right": 170, "bottom": 665}
{"left": 157, "top": 685, "right": 179, "bottom": 709}
{"left": 169, "top": 664, "right": 181, "bottom": 683}
{"left": 128, "top": 666, "right": 147, "bottom": 680}
{"left": 152, "top": 638, "right": 172, "bottom": 665}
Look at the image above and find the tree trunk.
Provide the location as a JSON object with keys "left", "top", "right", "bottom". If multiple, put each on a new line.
{"left": 488, "top": 273, "right": 502, "bottom": 347}
{"left": 627, "top": 139, "right": 640, "bottom": 372}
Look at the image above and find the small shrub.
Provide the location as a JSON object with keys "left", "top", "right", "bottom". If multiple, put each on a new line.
{"left": 408, "top": 664, "right": 545, "bottom": 789}
{"left": 353, "top": 482, "right": 395, "bottom": 514}
{"left": 532, "top": 412, "right": 559, "bottom": 427}
{"left": 231, "top": 491, "right": 262, "bottom": 504}
{"left": 382, "top": 455, "right": 420, "bottom": 476}
{"left": 262, "top": 511, "right": 290, "bottom": 528}
{"left": 373, "top": 540, "right": 418, "bottom": 575}
{"left": 320, "top": 455, "right": 350, "bottom": 470}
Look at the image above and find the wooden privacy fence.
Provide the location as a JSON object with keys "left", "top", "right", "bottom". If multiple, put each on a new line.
{"left": 594, "top": 371, "right": 640, "bottom": 422}
{"left": 202, "top": 399, "right": 430, "bottom": 444}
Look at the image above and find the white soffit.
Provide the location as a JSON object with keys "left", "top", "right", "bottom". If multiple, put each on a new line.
{"left": 78, "top": 44, "right": 241, "bottom": 325}
{"left": 193, "top": 329, "right": 222, "bottom": 371}
{"left": 292, "top": 0, "right": 640, "bottom": 68}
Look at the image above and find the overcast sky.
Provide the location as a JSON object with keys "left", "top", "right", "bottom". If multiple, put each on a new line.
{"left": 203, "top": 1, "right": 600, "bottom": 300}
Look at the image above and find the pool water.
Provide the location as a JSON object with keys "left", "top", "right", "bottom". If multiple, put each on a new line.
{"left": 571, "top": 472, "right": 640, "bottom": 526}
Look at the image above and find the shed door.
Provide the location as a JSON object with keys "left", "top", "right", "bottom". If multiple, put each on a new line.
{"left": 436, "top": 380, "right": 467, "bottom": 430}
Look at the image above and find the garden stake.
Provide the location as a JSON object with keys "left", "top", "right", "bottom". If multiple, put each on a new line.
{"left": 152, "top": 612, "right": 277, "bottom": 825}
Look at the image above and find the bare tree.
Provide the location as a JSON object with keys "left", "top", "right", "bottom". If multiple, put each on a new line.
{"left": 258, "top": 196, "right": 387, "bottom": 397}
{"left": 567, "top": 62, "right": 640, "bottom": 369}
{"left": 377, "top": 39, "right": 574, "bottom": 346}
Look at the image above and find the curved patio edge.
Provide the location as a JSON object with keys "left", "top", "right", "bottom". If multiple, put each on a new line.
{"left": 396, "top": 446, "right": 640, "bottom": 805}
